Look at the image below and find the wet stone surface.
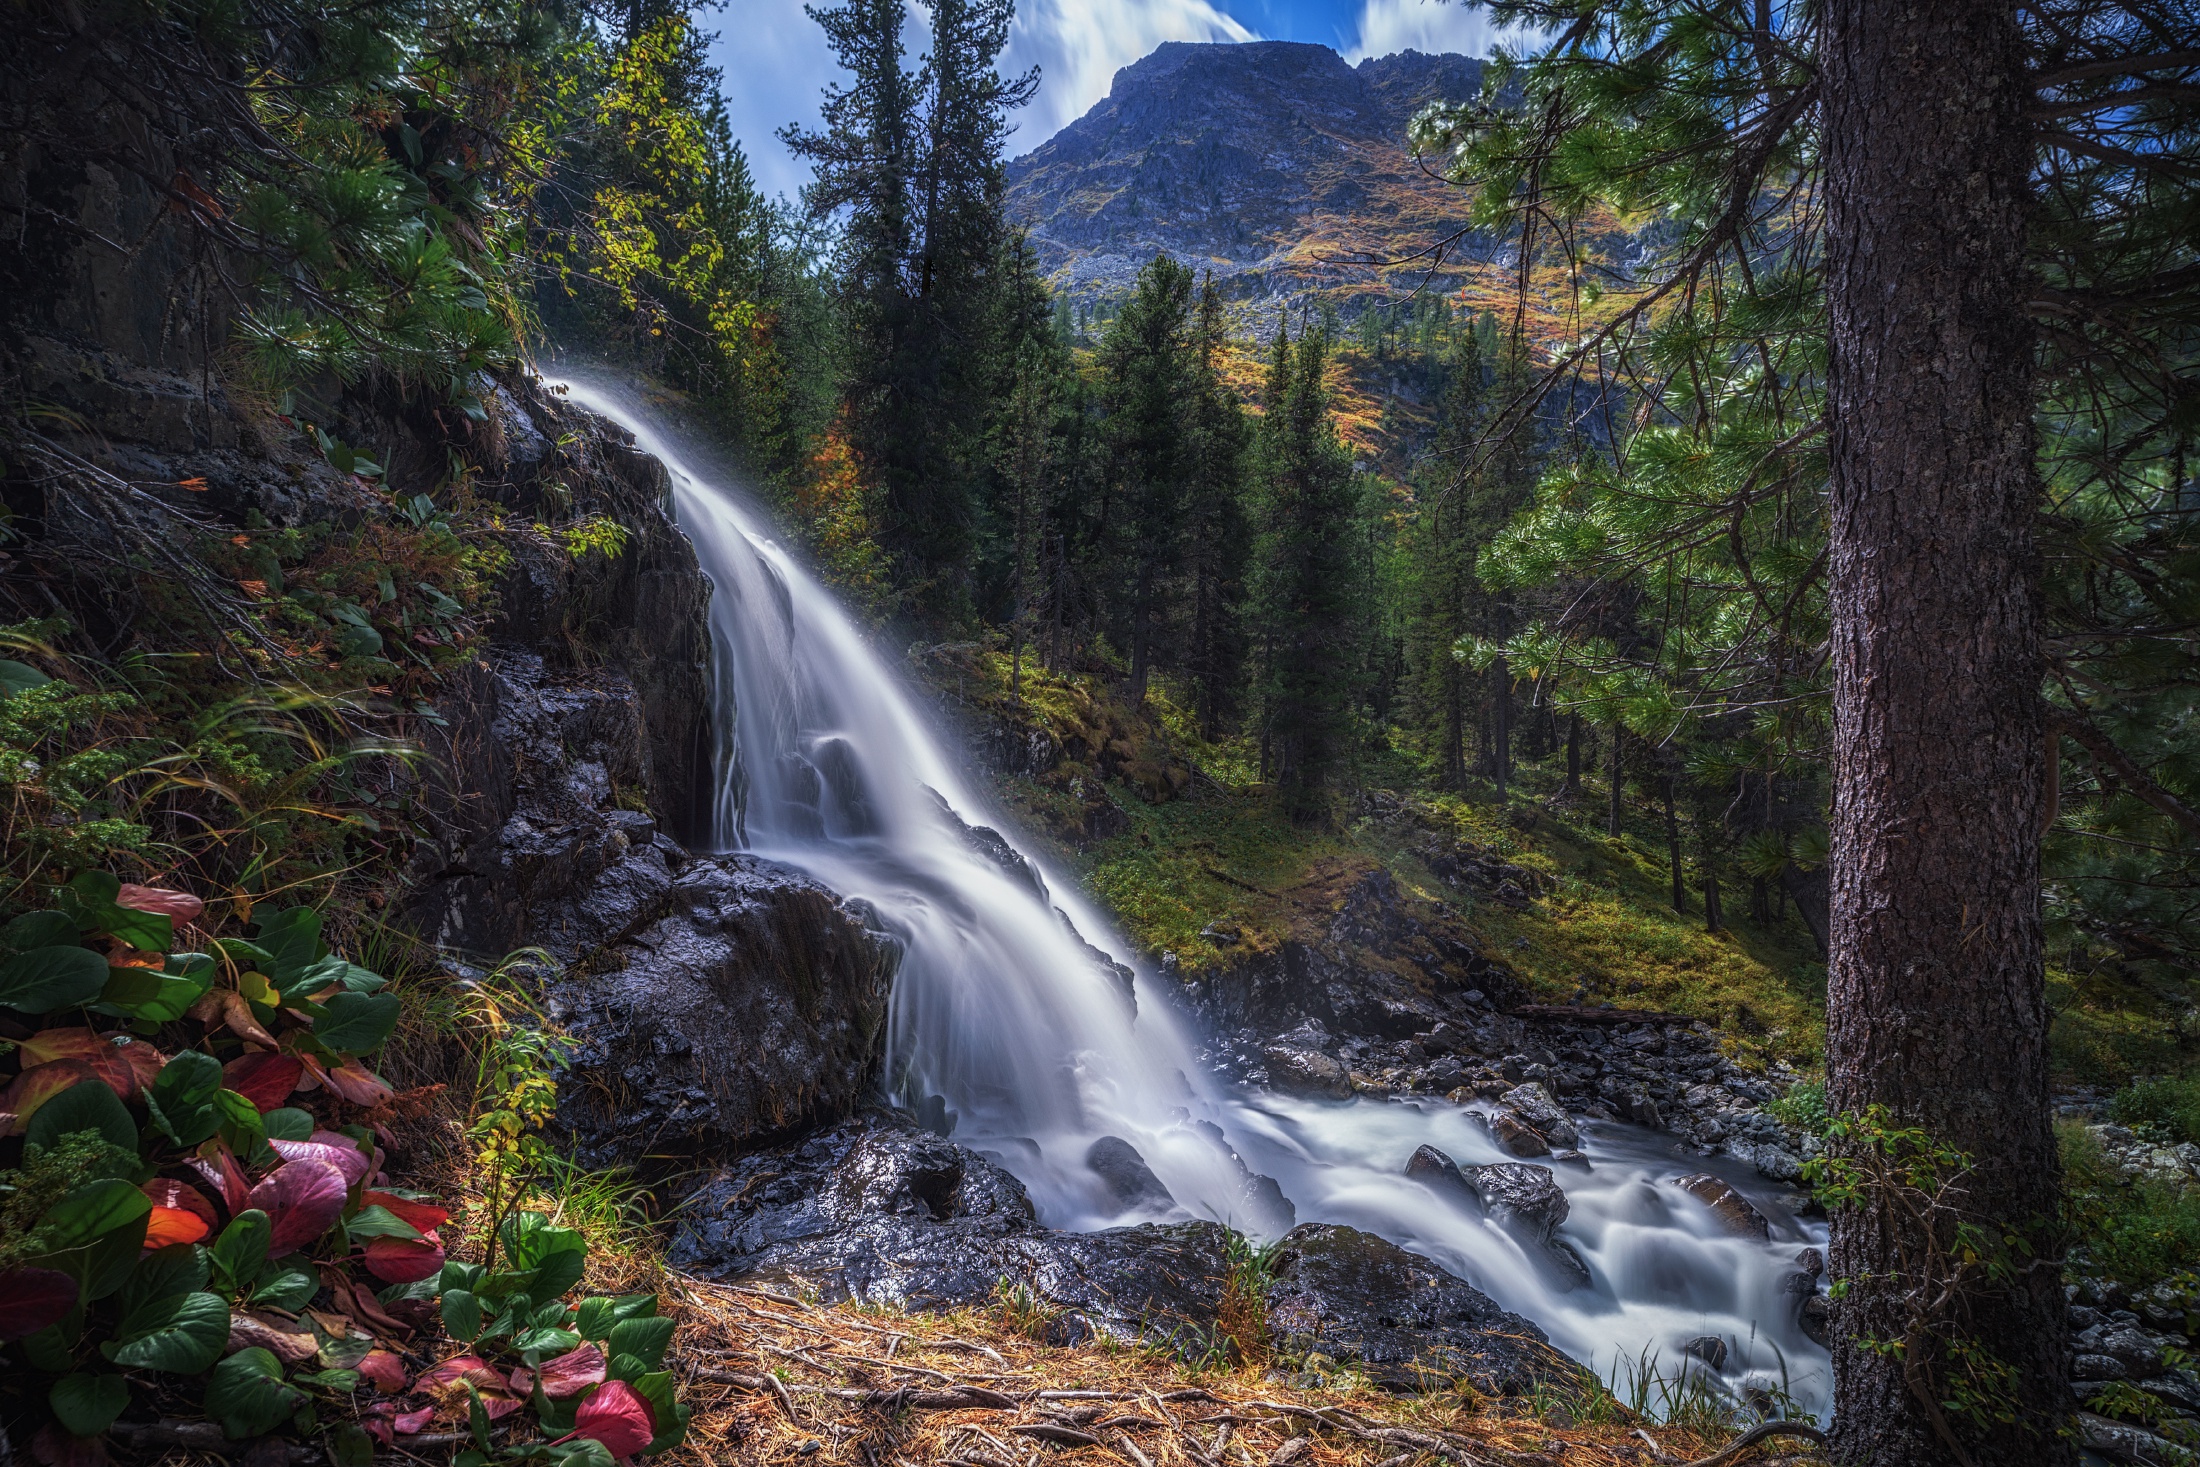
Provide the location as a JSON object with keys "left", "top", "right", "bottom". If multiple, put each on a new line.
{"left": 670, "top": 1112, "right": 1564, "bottom": 1395}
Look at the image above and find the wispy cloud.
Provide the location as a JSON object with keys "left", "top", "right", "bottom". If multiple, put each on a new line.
{"left": 1345, "top": 0, "right": 1544, "bottom": 62}
{"left": 1004, "top": 0, "right": 1259, "bottom": 149}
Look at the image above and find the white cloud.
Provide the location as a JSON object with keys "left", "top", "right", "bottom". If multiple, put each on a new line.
{"left": 1002, "top": 0, "right": 1259, "bottom": 149}
{"left": 1344, "top": 0, "right": 1543, "bottom": 62}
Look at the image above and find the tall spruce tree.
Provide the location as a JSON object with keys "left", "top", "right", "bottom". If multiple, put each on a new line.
{"left": 785, "top": 0, "right": 1033, "bottom": 625}
{"left": 1183, "top": 274, "right": 1253, "bottom": 738}
{"left": 1099, "top": 256, "right": 1198, "bottom": 699}
{"left": 1256, "top": 325, "right": 1364, "bottom": 821}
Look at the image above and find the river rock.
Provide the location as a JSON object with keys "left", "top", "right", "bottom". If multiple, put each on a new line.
{"left": 1266, "top": 1224, "right": 1558, "bottom": 1394}
{"left": 1490, "top": 1111, "right": 1551, "bottom": 1156}
{"left": 1405, "top": 1144, "right": 1482, "bottom": 1208}
{"left": 673, "top": 1113, "right": 1555, "bottom": 1391}
{"left": 1673, "top": 1174, "right": 1772, "bottom": 1240}
{"left": 1086, "top": 1135, "right": 1176, "bottom": 1213}
{"left": 1498, "top": 1082, "right": 1579, "bottom": 1148}
{"left": 2079, "top": 1411, "right": 2182, "bottom": 1466}
{"left": 1263, "top": 1043, "right": 1354, "bottom": 1098}
{"left": 549, "top": 858, "right": 901, "bottom": 1166}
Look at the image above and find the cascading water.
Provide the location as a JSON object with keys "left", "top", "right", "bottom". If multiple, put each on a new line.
{"left": 547, "top": 372, "right": 1832, "bottom": 1419}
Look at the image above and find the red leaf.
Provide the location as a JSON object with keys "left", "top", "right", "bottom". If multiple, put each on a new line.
{"left": 115, "top": 883, "right": 205, "bottom": 919}
{"left": 393, "top": 1406, "right": 434, "bottom": 1435}
{"left": 532, "top": 1342, "right": 607, "bottom": 1399}
{"left": 223, "top": 1052, "right": 303, "bottom": 1111}
{"left": 0, "top": 1268, "right": 78, "bottom": 1340}
{"left": 0, "top": 1060, "right": 97, "bottom": 1135}
{"left": 141, "top": 1179, "right": 218, "bottom": 1247}
{"left": 358, "top": 1349, "right": 410, "bottom": 1393}
{"left": 362, "top": 1233, "right": 446, "bottom": 1285}
{"left": 557, "top": 1379, "right": 655, "bottom": 1458}
{"left": 362, "top": 1190, "right": 450, "bottom": 1235}
{"left": 247, "top": 1157, "right": 349, "bottom": 1255}
{"left": 481, "top": 1392, "right": 525, "bottom": 1421}
{"left": 417, "top": 1355, "right": 507, "bottom": 1396}
{"left": 321, "top": 1060, "right": 395, "bottom": 1107}
{"left": 188, "top": 1142, "right": 252, "bottom": 1215}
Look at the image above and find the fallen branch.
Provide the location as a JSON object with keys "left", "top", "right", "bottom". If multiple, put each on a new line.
{"left": 1635, "top": 1420, "right": 1830, "bottom": 1467}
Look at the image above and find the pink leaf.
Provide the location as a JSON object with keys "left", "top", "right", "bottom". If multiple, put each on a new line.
{"left": 481, "top": 1392, "right": 525, "bottom": 1421}
{"left": 362, "top": 1233, "right": 446, "bottom": 1285}
{"left": 269, "top": 1136, "right": 370, "bottom": 1190}
{"left": 556, "top": 1379, "right": 656, "bottom": 1459}
{"left": 188, "top": 1142, "right": 252, "bottom": 1215}
{"left": 416, "top": 1355, "right": 505, "bottom": 1395}
{"left": 358, "top": 1349, "right": 410, "bottom": 1393}
{"left": 246, "top": 1157, "right": 349, "bottom": 1255}
{"left": 223, "top": 1052, "right": 303, "bottom": 1111}
{"left": 116, "top": 883, "right": 204, "bottom": 919}
{"left": 304, "top": 1056, "right": 394, "bottom": 1107}
{"left": 533, "top": 1342, "right": 608, "bottom": 1399}
{"left": 393, "top": 1407, "right": 434, "bottom": 1435}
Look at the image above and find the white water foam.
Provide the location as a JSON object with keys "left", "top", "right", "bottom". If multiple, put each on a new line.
{"left": 543, "top": 371, "right": 1832, "bottom": 1418}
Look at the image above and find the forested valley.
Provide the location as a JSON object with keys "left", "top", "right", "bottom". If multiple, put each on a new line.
{"left": 0, "top": 0, "right": 2195, "bottom": 1464}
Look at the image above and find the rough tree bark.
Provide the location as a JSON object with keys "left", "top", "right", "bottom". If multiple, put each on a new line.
{"left": 1822, "top": 2, "right": 2068, "bottom": 1463}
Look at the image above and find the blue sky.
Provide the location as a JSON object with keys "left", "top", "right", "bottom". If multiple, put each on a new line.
{"left": 712, "top": 0, "right": 1539, "bottom": 201}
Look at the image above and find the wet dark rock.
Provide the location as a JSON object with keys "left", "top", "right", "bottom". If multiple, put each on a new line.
{"left": 1266, "top": 1224, "right": 1559, "bottom": 1394}
{"left": 1798, "top": 1294, "right": 1831, "bottom": 1347}
{"left": 675, "top": 1114, "right": 1554, "bottom": 1393}
{"left": 2079, "top": 1411, "right": 2182, "bottom": 1466}
{"left": 1673, "top": 1174, "right": 1772, "bottom": 1240}
{"left": 1490, "top": 1111, "right": 1551, "bottom": 1157}
{"left": 1498, "top": 1082, "right": 1579, "bottom": 1148}
{"left": 549, "top": 858, "right": 901, "bottom": 1166}
{"left": 1263, "top": 1044, "right": 1353, "bottom": 1099}
{"left": 1086, "top": 1135, "right": 1176, "bottom": 1213}
{"left": 2075, "top": 1354, "right": 2129, "bottom": 1382}
{"left": 1405, "top": 1145, "right": 1481, "bottom": 1208}
{"left": 2084, "top": 1323, "right": 2170, "bottom": 1378}
{"left": 1681, "top": 1336, "right": 1729, "bottom": 1371}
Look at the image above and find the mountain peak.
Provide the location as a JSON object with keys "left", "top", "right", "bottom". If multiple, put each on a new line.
{"left": 1005, "top": 40, "right": 1487, "bottom": 305}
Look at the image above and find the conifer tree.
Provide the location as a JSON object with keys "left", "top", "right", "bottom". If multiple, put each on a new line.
{"left": 1099, "top": 256, "right": 1198, "bottom": 698}
{"left": 1255, "top": 325, "right": 1364, "bottom": 821}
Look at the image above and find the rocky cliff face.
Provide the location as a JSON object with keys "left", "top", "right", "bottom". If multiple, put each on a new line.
{"left": 1005, "top": 42, "right": 1490, "bottom": 303}
{"left": 0, "top": 111, "right": 903, "bottom": 1167}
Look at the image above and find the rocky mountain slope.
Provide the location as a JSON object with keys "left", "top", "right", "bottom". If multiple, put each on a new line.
{"left": 1005, "top": 41, "right": 1493, "bottom": 307}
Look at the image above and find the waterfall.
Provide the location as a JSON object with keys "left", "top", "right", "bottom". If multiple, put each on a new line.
{"left": 546, "top": 372, "right": 1832, "bottom": 1420}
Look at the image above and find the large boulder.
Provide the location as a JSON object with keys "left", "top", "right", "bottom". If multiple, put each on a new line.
{"left": 1266, "top": 1224, "right": 1557, "bottom": 1393}
{"left": 1673, "top": 1174, "right": 1772, "bottom": 1240}
{"left": 673, "top": 1113, "right": 1559, "bottom": 1392}
{"left": 1403, "top": 1148, "right": 1589, "bottom": 1291}
{"left": 549, "top": 858, "right": 900, "bottom": 1166}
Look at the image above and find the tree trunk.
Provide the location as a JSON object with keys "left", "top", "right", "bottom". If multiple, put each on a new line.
{"left": 1660, "top": 773, "right": 1686, "bottom": 914}
{"left": 1607, "top": 717, "right": 1624, "bottom": 837}
{"left": 1491, "top": 656, "right": 1511, "bottom": 799}
{"left": 1823, "top": 2, "right": 2067, "bottom": 1462}
{"left": 1442, "top": 664, "right": 1466, "bottom": 789}
{"left": 1563, "top": 713, "right": 1582, "bottom": 798}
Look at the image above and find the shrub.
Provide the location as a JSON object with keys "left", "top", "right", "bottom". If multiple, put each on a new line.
{"left": 2061, "top": 1122, "right": 2200, "bottom": 1289}
{"left": 0, "top": 873, "right": 685, "bottom": 1459}
{"left": 2109, "top": 1076, "right": 2200, "bottom": 1147}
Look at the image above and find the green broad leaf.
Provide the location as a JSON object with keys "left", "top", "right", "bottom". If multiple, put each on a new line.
{"left": 512, "top": 1326, "right": 581, "bottom": 1355}
{"left": 28, "top": 1079, "right": 138, "bottom": 1152}
{"left": 501, "top": 1212, "right": 586, "bottom": 1271}
{"left": 145, "top": 1049, "right": 224, "bottom": 1146}
{"left": 120, "top": 1244, "right": 211, "bottom": 1317}
{"left": 608, "top": 1351, "right": 649, "bottom": 1384}
{"left": 49, "top": 1373, "right": 129, "bottom": 1437}
{"left": 0, "top": 658, "right": 52, "bottom": 696}
{"left": 441, "top": 1289, "right": 483, "bottom": 1342}
{"left": 345, "top": 1205, "right": 421, "bottom": 1243}
{"left": 314, "top": 1323, "right": 374, "bottom": 1369}
{"left": 455, "top": 1453, "right": 490, "bottom": 1467}
{"left": 546, "top": 1440, "right": 617, "bottom": 1467}
{"left": 527, "top": 1248, "right": 587, "bottom": 1305}
{"left": 37, "top": 1178, "right": 152, "bottom": 1249}
{"left": 21, "top": 1308, "right": 83, "bottom": 1371}
{"left": 379, "top": 1274, "right": 443, "bottom": 1305}
{"left": 251, "top": 908, "right": 323, "bottom": 983}
{"left": 466, "top": 1383, "right": 493, "bottom": 1454}
{"left": 0, "top": 945, "right": 111, "bottom": 1013}
{"left": 294, "top": 1368, "right": 361, "bottom": 1391}
{"left": 574, "top": 1293, "right": 657, "bottom": 1342}
{"left": 250, "top": 1265, "right": 318, "bottom": 1312}
{"left": 333, "top": 963, "right": 388, "bottom": 993}
{"left": 607, "top": 1316, "right": 676, "bottom": 1371}
{"left": 4, "top": 910, "right": 77, "bottom": 951}
{"left": 213, "top": 1089, "right": 267, "bottom": 1156}
{"left": 211, "top": 1210, "right": 272, "bottom": 1293}
{"left": 101, "top": 1290, "right": 229, "bottom": 1373}
{"left": 212, "top": 937, "right": 272, "bottom": 969}
{"left": 630, "top": 1369, "right": 690, "bottom": 1454}
{"left": 438, "top": 1261, "right": 487, "bottom": 1294}
{"left": 312, "top": 990, "right": 400, "bottom": 1056}
{"left": 94, "top": 962, "right": 213, "bottom": 1022}
{"left": 60, "top": 873, "right": 171, "bottom": 951}
{"left": 204, "top": 1347, "right": 304, "bottom": 1439}
{"left": 531, "top": 1297, "right": 573, "bottom": 1328}
{"left": 264, "top": 1107, "right": 315, "bottom": 1141}
{"left": 328, "top": 1422, "right": 377, "bottom": 1467}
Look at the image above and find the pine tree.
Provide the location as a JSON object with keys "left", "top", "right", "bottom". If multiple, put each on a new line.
{"left": 1183, "top": 273, "right": 1253, "bottom": 737}
{"left": 1406, "top": 319, "right": 1486, "bottom": 786}
{"left": 1098, "top": 255, "right": 1196, "bottom": 699}
{"left": 1255, "top": 325, "right": 1363, "bottom": 821}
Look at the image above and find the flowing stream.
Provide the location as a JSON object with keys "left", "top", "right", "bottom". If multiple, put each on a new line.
{"left": 547, "top": 373, "right": 1832, "bottom": 1419}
